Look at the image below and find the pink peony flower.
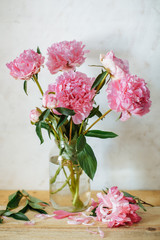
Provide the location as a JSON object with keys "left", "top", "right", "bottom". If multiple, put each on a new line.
{"left": 43, "top": 71, "right": 95, "bottom": 124}
{"left": 29, "top": 109, "right": 41, "bottom": 123}
{"left": 95, "top": 186, "right": 141, "bottom": 228}
{"left": 100, "top": 51, "right": 129, "bottom": 80}
{"left": 6, "top": 49, "right": 45, "bottom": 80}
{"left": 106, "top": 74, "right": 151, "bottom": 121}
{"left": 46, "top": 40, "right": 89, "bottom": 74}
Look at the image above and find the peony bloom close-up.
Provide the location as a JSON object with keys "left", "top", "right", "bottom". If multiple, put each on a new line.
{"left": 6, "top": 49, "right": 45, "bottom": 80}
{"left": 29, "top": 109, "right": 41, "bottom": 123}
{"left": 100, "top": 51, "right": 129, "bottom": 80}
{"left": 46, "top": 40, "right": 89, "bottom": 74}
{"left": 43, "top": 71, "right": 95, "bottom": 124}
{"left": 106, "top": 74, "right": 151, "bottom": 121}
{"left": 95, "top": 186, "right": 141, "bottom": 228}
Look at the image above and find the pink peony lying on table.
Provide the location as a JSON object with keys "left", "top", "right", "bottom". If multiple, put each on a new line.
{"left": 93, "top": 186, "right": 141, "bottom": 227}
{"left": 106, "top": 74, "right": 151, "bottom": 121}
{"left": 100, "top": 51, "right": 129, "bottom": 80}
{"left": 46, "top": 40, "right": 89, "bottom": 74}
{"left": 6, "top": 49, "right": 45, "bottom": 80}
{"left": 43, "top": 71, "right": 95, "bottom": 124}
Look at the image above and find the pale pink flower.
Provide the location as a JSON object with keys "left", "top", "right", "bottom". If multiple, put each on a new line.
{"left": 100, "top": 51, "right": 129, "bottom": 80}
{"left": 43, "top": 71, "right": 95, "bottom": 124}
{"left": 42, "top": 84, "right": 58, "bottom": 109}
{"left": 106, "top": 75, "right": 151, "bottom": 121}
{"left": 29, "top": 109, "right": 41, "bottom": 123}
{"left": 95, "top": 186, "right": 141, "bottom": 228}
{"left": 46, "top": 40, "right": 89, "bottom": 74}
{"left": 6, "top": 49, "right": 45, "bottom": 80}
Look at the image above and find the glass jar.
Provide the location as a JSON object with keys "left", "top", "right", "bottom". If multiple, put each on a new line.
{"left": 49, "top": 140, "right": 91, "bottom": 212}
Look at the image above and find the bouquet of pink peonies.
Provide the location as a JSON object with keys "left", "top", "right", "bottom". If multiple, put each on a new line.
{"left": 6, "top": 40, "right": 151, "bottom": 212}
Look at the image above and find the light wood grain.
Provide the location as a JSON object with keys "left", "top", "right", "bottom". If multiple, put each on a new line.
{"left": 0, "top": 190, "right": 160, "bottom": 240}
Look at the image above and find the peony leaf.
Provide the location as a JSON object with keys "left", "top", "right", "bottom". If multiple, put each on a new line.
{"left": 55, "top": 107, "right": 75, "bottom": 116}
{"left": 86, "top": 130, "right": 118, "bottom": 139}
{"left": 35, "top": 122, "right": 44, "bottom": 144}
{"left": 23, "top": 80, "right": 28, "bottom": 95}
{"left": 91, "top": 71, "right": 108, "bottom": 89}
{"left": 7, "top": 191, "right": 23, "bottom": 210}
{"left": 57, "top": 115, "right": 68, "bottom": 129}
{"left": 39, "top": 109, "right": 50, "bottom": 121}
{"left": 78, "top": 143, "right": 97, "bottom": 180}
{"left": 37, "top": 46, "right": 41, "bottom": 54}
{"left": 9, "top": 212, "right": 29, "bottom": 221}
{"left": 76, "top": 134, "right": 86, "bottom": 153}
{"left": 88, "top": 106, "right": 102, "bottom": 118}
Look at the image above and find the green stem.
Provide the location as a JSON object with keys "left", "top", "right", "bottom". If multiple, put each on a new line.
{"left": 83, "top": 109, "right": 112, "bottom": 135}
{"left": 33, "top": 75, "right": 44, "bottom": 96}
{"left": 62, "top": 166, "right": 71, "bottom": 187}
{"left": 50, "top": 175, "right": 71, "bottom": 194}
{"left": 50, "top": 165, "right": 62, "bottom": 184}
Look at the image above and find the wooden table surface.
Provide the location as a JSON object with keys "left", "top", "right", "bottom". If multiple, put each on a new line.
{"left": 0, "top": 190, "right": 160, "bottom": 240}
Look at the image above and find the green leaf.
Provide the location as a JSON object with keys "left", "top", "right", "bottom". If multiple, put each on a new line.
{"left": 36, "top": 122, "right": 44, "bottom": 144}
{"left": 78, "top": 143, "right": 97, "bottom": 180}
{"left": 138, "top": 199, "right": 147, "bottom": 212}
{"left": 23, "top": 81, "right": 28, "bottom": 95}
{"left": 28, "top": 195, "right": 49, "bottom": 206}
{"left": 9, "top": 212, "right": 29, "bottom": 221}
{"left": 122, "top": 191, "right": 136, "bottom": 198}
{"left": 57, "top": 115, "right": 68, "bottom": 129}
{"left": 18, "top": 201, "right": 29, "bottom": 214}
{"left": 7, "top": 191, "right": 23, "bottom": 210}
{"left": 37, "top": 46, "right": 41, "bottom": 54}
{"left": 85, "top": 130, "right": 118, "bottom": 139}
{"left": 90, "top": 206, "right": 98, "bottom": 217}
{"left": 40, "top": 122, "right": 54, "bottom": 138}
{"left": 88, "top": 106, "right": 102, "bottom": 118}
{"left": 55, "top": 107, "right": 75, "bottom": 116}
{"left": 91, "top": 71, "right": 108, "bottom": 89}
{"left": 22, "top": 190, "right": 29, "bottom": 196}
{"left": 28, "top": 201, "right": 47, "bottom": 214}
{"left": 0, "top": 210, "right": 6, "bottom": 216}
{"left": 8, "top": 192, "right": 17, "bottom": 201}
{"left": 39, "top": 109, "right": 50, "bottom": 121}
{"left": 0, "top": 218, "right": 3, "bottom": 223}
{"left": 76, "top": 134, "right": 86, "bottom": 152}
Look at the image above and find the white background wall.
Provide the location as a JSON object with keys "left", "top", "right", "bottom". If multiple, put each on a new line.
{"left": 0, "top": 0, "right": 160, "bottom": 190}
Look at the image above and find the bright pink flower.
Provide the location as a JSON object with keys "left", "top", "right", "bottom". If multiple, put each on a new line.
{"left": 46, "top": 40, "right": 89, "bottom": 74}
{"left": 6, "top": 49, "right": 45, "bottom": 80}
{"left": 29, "top": 109, "right": 41, "bottom": 123}
{"left": 107, "top": 75, "right": 151, "bottom": 121}
{"left": 95, "top": 186, "right": 141, "bottom": 228}
{"left": 100, "top": 51, "right": 129, "bottom": 80}
{"left": 43, "top": 71, "right": 95, "bottom": 124}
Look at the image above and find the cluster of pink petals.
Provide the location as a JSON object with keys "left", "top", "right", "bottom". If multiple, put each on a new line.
{"left": 107, "top": 75, "right": 151, "bottom": 121}
{"left": 6, "top": 49, "right": 45, "bottom": 80}
{"left": 46, "top": 40, "right": 89, "bottom": 74}
{"left": 94, "top": 186, "right": 141, "bottom": 228}
{"left": 29, "top": 109, "right": 41, "bottom": 123}
{"left": 43, "top": 71, "right": 95, "bottom": 124}
{"left": 100, "top": 51, "right": 129, "bottom": 80}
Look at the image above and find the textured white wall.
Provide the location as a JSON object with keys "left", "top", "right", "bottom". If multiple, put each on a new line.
{"left": 0, "top": 0, "right": 159, "bottom": 190}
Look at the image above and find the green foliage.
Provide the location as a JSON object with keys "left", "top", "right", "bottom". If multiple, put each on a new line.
{"left": 76, "top": 134, "right": 86, "bottom": 152}
{"left": 91, "top": 71, "right": 108, "bottom": 89}
{"left": 37, "top": 46, "right": 41, "bottom": 54}
{"left": 55, "top": 107, "right": 75, "bottom": 116}
{"left": 39, "top": 109, "right": 50, "bottom": 121}
{"left": 78, "top": 143, "right": 97, "bottom": 180}
{"left": 85, "top": 130, "right": 118, "bottom": 139}
{"left": 57, "top": 115, "right": 68, "bottom": 129}
{"left": 88, "top": 106, "right": 102, "bottom": 118}
{"left": 36, "top": 122, "right": 44, "bottom": 144}
{"left": 23, "top": 81, "right": 28, "bottom": 95}
{"left": 0, "top": 190, "right": 49, "bottom": 224}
